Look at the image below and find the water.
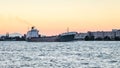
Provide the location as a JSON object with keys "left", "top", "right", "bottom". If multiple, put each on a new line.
{"left": 0, "top": 41, "right": 120, "bottom": 68}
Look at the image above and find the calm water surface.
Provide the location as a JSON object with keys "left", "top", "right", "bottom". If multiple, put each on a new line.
{"left": 0, "top": 41, "right": 120, "bottom": 68}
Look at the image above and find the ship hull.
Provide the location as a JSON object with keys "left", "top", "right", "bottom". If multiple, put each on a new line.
{"left": 26, "top": 36, "right": 58, "bottom": 42}
{"left": 57, "top": 34, "right": 75, "bottom": 42}
{"left": 26, "top": 35, "right": 75, "bottom": 42}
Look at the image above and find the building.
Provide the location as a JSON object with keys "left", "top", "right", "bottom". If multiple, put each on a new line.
{"left": 112, "top": 29, "right": 120, "bottom": 37}
{"left": 103, "top": 31, "right": 114, "bottom": 39}
{"left": 90, "top": 31, "right": 104, "bottom": 39}
{"left": 75, "top": 29, "right": 120, "bottom": 40}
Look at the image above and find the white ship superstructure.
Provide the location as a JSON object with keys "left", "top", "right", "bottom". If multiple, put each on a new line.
{"left": 26, "top": 27, "right": 39, "bottom": 39}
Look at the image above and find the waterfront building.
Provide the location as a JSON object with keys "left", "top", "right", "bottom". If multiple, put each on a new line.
{"left": 74, "top": 29, "right": 120, "bottom": 40}
{"left": 112, "top": 29, "right": 120, "bottom": 37}
{"left": 91, "top": 31, "right": 104, "bottom": 39}
{"left": 103, "top": 31, "right": 114, "bottom": 39}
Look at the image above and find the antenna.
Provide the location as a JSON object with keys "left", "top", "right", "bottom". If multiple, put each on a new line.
{"left": 67, "top": 27, "right": 69, "bottom": 32}
{"left": 28, "top": 27, "right": 29, "bottom": 31}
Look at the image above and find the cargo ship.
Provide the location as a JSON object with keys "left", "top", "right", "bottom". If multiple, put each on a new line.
{"left": 26, "top": 27, "right": 77, "bottom": 42}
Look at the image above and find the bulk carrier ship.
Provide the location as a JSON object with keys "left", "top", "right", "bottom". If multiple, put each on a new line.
{"left": 26, "top": 26, "right": 77, "bottom": 42}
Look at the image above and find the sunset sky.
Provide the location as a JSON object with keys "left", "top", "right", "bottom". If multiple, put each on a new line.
{"left": 0, "top": 0, "right": 120, "bottom": 35}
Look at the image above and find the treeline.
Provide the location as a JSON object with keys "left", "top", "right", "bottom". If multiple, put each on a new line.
{"left": 0, "top": 36, "right": 26, "bottom": 41}
{"left": 84, "top": 36, "right": 120, "bottom": 41}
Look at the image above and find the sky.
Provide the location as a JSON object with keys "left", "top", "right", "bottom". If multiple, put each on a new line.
{"left": 0, "top": 0, "right": 120, "bottom": 35}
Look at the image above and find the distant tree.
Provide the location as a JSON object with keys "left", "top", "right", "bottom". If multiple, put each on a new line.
{"left": 21, "top": 36, "right": 26, "bottom": 41}
{"left": 90, "top": 36, "right": 94, "bottom": 40}
{"left": 0, "top": 37, "right": 3, "bottom": 41}
{"left": 11, "top": 36, "right": 19, "bottom": 41}
{"left": 84, "top": 36, "right": 89, "bottom": 41}
{"left": 114, "top": 37, "right": 120, "bottom": 41}
{"left": 39, "top": 35, "right": 41, "bottom": 38}
{"left": 84, "top": 36, "right": 94, "bottom": 41}
{"left": 104, "top": 36, "right": 111, "bottom": 41}
{"left": 95, "top": 37, "right": 103, "bottom": 41}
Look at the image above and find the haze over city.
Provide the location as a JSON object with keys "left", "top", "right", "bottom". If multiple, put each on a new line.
{"left": 0, "top": 0, "right": 120, "bottom": 35}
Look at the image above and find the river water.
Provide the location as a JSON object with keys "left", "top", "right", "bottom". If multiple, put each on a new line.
{"left": 0, "top": 41, "right": 120, "bottom": 68}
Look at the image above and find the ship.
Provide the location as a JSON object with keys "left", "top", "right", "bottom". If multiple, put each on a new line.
{"left": 26, "top": 26, "right": 57, "bottom": 42}
{"left": 26, "top": 26, "right": 77, "bottom": 42}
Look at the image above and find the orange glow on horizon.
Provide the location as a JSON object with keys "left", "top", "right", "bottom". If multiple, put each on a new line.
{"left": 0, "top": 0, "right": 120, "bottom": 35}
